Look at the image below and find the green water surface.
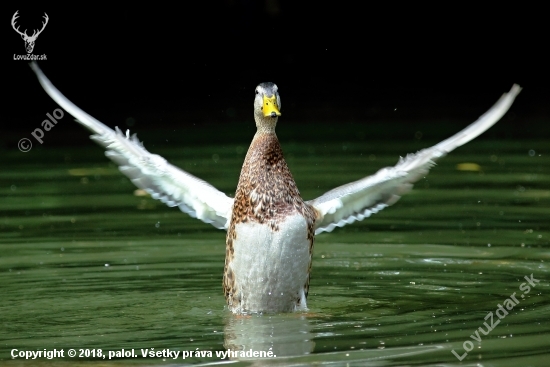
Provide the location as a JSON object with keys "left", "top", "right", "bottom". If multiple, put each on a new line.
{"left": 1, "top": 121, "right": 549, "bottom": 366}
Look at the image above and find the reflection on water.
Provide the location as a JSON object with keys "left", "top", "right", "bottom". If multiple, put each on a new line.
{"left": 224, "top": 314, "right": 314, "bottom": 359}
{"left": 1, "top": 123, "right": 549, "bottom": 365}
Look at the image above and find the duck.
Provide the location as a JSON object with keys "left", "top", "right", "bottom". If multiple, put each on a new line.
{"left": 30, "top": 63, "right": 521, "bottom": 314}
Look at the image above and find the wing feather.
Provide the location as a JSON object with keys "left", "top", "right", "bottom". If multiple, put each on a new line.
{"left": 308, "top": 84, "right": 521, "bottom": 235}
{"left": 30, "top": 62, "right": 233, "bottom": 230}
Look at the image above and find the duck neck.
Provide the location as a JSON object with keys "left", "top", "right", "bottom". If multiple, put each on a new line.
{"left": 254, "top": 114, "right": 278, "bottom": 134}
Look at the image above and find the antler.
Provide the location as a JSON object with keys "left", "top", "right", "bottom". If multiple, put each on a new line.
{"left": 11, "top": 11, "right": 49, "bottom": 40}
{"left": 11, "top": 10, "right": 27, "bottom": 38}
{"left": 31, "top": 13, "right": 49, "bottom": 39}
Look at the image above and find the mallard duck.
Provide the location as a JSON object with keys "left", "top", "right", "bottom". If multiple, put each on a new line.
{"left": 30, "top": 63, "right": 521, "bottom": 314}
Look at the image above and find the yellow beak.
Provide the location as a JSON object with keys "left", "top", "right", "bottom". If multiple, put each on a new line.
{"left": 262, "top": 95, "right": 281, "bottom": 117}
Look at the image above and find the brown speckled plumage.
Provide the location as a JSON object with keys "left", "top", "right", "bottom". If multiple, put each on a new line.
{"left": 223, "top": 130, "right": 317, "bottom": 310}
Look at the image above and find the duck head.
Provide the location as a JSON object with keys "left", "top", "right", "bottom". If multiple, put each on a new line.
{"left": 254, "top": 82, "right": 281, "bottom": 132}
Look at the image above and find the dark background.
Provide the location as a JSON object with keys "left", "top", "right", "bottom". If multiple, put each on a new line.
{"left": 3, "top": 3, "right": 548, "bottom": 143}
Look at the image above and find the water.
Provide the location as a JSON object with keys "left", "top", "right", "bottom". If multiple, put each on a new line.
{"left": 1, "top": 121, "right": 549, "bottom": 366}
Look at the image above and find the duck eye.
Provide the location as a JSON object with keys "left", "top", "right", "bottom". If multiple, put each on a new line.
{"left": 255, "top": 90, "right": 259, "bottom": 95}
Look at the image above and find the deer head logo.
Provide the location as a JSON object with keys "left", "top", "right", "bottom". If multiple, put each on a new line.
{"left": 12, "top": 11, "right": 49, "bottom": 54}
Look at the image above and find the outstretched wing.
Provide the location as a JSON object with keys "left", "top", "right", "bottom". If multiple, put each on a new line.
{"left": 308, "top": 84, "right": 521, "bottom": 235}
{"left": 30, "top": 62, "right": 233, "bottom": 230}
